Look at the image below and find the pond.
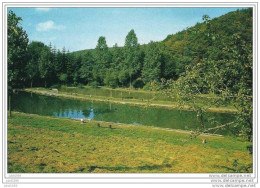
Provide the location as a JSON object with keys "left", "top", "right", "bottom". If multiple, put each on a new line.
{"left": 60, "top": 86, "right": 174, "bottom": 101}
{"left": 11, "top": 91, "right": 237, "bottom": 136}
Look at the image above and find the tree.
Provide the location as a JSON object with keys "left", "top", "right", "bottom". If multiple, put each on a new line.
{"left": 104, "top": 69, "right": 118, "bottom": 88}
{"left": 124, "top": 29, "right": 141, "bottom": 88}
{"left": 142, "top": 41, "right": 163, "bottom": 84}
{"left": 8, "top": 10, "right": 29, "bottom": 116}
{"left": 26, "top": 41, "right": 45, "bottom": 87}
{"left": 118, "top": 69, "right": 129, "bottom": 87}
{"left": 153, "top": 9, "right": 253, "bottom": 141}
{"left": 38, "top": 46, "right": 52, "bottom": 87}
{"left": 154, "top": 33, "right": 252, "bottom": 141}
{"left": 111, "top": 43, "right": 124, "bottom": 71}
{"left": 59, "top": 73, "right": 68, "bottom": 85}
{"left": 72, "top": 54, "right": 83, "bottom": 85}
{"left": 66, "top": 51, "right": 76, "bottom": 84}
{"left": 93, "top": 36, "right": 111, "bottom": 85}
{"left": 79, "top": 51, "right": 94, "bottom": 85}
{"left": 8, "top": 10, "right": 29, "bottom": 88}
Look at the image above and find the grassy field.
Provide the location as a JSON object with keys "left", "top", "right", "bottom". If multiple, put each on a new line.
{"left": 8, "top": 112, "right": 252, "bottom": 173}
{"left": 25, "top": 87, "right": 237, "bottom": 113}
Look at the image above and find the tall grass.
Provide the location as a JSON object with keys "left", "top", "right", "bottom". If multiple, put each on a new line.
{"left": 8, "top": 112, "right": 252, "bottom": 173}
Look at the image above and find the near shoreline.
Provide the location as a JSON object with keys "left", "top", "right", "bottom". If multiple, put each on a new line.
{"left": 7, "top": 112, "right": 252, "bottom": 173}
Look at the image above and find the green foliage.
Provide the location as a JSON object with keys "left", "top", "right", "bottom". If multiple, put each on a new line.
{"left": 143, "top": 83, "right": 152, "bottom": 91}
{"left": 59, "top": 73, "right": 68, "bottom": 84}
{"left": 124, "top": 29, "right": 142, "bottom": 87}
{"left": 154, "top": 9, "right": 253, "bottom": 141}
{"left": 132, "top": 78, "right": 144, "bottom": 88}
{"left": 142, "top": 41, "right": 163, "bottom": 84}
{"left": 104, "top": 70, "right": 118, "bottom": 88}
{"left": 26, "top": 42, "right": 43, "bottom": 87}
{"left": 88, "top": 81, "right": 100, "bottom": 88}
{"left": 8, "top": 10, "right": 29, "bottom": 89}
{"left": 118, "top": 69, "right": 129, "bottom": 86}
{"left": 93, "top": 36, "right": 111, "bottom": 84}
{"left": 10, "top": 9, "right": 252, "bottom": 91}
{"left": 38, "top": 46, "right": 52, "bottom": 87}
{"left": 50, "top": 84, "right": 61, "bottom": 89}
{"left": 79, "top": 51, "right": 94, "bottom": 84}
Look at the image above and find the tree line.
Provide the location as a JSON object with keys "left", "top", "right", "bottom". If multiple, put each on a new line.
{"left": 8, "top": 9, "right": 252, "bottom": 91}
{"left": 8, "top": 10, "right": 175, "bottom": 89}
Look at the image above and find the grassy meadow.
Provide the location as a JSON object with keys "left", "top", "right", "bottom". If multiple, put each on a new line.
{"left": 8, "top": 112, "right": 252, "bottom": 173}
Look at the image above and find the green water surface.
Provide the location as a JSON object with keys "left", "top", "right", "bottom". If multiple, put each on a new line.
{"left": 11, "top": 91, "right": 237, "bottom": 136}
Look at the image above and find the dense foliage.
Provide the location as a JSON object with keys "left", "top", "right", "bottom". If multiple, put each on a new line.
{"left": 153, "top": 9, "right": 253, "bottom": 140}
{"left": 8, "top": 11, "right": 29, "bottom": 89}
{"left": 8, "top": 8, "right": 252, "bottom": 90}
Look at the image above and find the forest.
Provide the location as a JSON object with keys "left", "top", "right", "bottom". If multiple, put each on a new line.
{"left": 8, "top": 8, "right": 253, "bottom": 140}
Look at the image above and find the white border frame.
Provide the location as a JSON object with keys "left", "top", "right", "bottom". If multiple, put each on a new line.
{"left": 1, "top": 1, "right": 258, "bottom": 186}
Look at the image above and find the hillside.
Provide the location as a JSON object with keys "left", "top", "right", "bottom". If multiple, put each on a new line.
{"left": 161, "top": 8, "right": 252, "bottom": 76}
{"left": 72, "top": 8, "right": 252, "bottom": 79}
{"left": 9, "top": 8, "right": 252, "bottom": 90}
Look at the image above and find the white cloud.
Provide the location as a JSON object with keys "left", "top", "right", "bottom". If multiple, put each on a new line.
{"left": 36, "top": 20, "right": 54, "bottom": 31}
{"left": 36, "top": 20, "right": 65, "bottom": 32}
{"left": 35, "top": 8, "right": 51, "bottom": 12}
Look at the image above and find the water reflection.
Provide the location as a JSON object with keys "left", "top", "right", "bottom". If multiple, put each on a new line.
{"left": 11, "top": 91, "right": 237, "bottom": 136}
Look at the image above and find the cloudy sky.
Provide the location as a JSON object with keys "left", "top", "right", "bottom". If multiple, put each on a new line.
{"left": 9, "top": 7, "right": 244, "bottom": 52}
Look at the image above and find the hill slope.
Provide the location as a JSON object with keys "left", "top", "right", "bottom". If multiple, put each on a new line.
{"left": 71, "top": 8, "right": 252, "bottom": 82}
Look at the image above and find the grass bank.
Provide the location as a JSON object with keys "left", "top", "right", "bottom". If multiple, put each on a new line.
{"left": 8, "top": 112, "right": 252, "bottom": 173}
{"left": 24, "top": 87, "right": 237, "bottom": 113}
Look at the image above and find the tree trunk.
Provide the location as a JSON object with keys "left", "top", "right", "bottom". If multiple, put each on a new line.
{"left": 129, "top": 76, "right": 132, "bottom": 89}
{"left": 9, "top": 94, "right": 11, "bottom": 117}
{"left": 31, "top": 80, "right": 33, "bottom": 88}
{"left": 45, "top": 79, "right": 47, "bottom": 88}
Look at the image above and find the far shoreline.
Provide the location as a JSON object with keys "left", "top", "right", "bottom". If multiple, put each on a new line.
{"left": 22, "top": 87, "right": 238, "bottom": 114}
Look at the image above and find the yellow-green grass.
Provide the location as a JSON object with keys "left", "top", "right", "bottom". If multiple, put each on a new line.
{"left": 24, "top": 88, "right": 237, "bottom": 113}
{"left": 8, "top": 112, "right": 252, "bottom": 173}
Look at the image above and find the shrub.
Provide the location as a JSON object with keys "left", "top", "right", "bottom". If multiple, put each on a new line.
{"left": 50, "top": 84, "right": 61, "bottom": 89}
{"left": 88, "top": 81, "right": 100, "bottom": 88}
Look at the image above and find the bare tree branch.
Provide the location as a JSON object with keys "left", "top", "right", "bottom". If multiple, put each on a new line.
{"left": 203, "top": 121, "right": 235, "bottom": 133}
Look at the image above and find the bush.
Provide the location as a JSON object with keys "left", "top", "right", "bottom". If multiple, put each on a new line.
{"left": 77, "top": 83, "right": 85, "bottom": 88}
{"left": 50, "top": 84, "right": 61, "bottom": 89}
{"left": 143, "top": 83, "right": 152, "bottom": 90}
{"left": 88, "top": 81, "right": 100, "bottom": 88}
{"left": 59, "top": 73, "right": 68, "bottom": 84}
{"left": 132, "top": 79, "right": 144, "bottom": 89}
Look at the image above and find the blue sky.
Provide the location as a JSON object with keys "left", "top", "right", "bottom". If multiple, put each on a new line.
{"left": 9, "top": 7, "right": 244, "bottom": 52}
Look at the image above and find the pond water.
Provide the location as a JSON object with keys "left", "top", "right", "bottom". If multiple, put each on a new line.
{"left": 11, "top": 91, "right": 237, "bottom": 136}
